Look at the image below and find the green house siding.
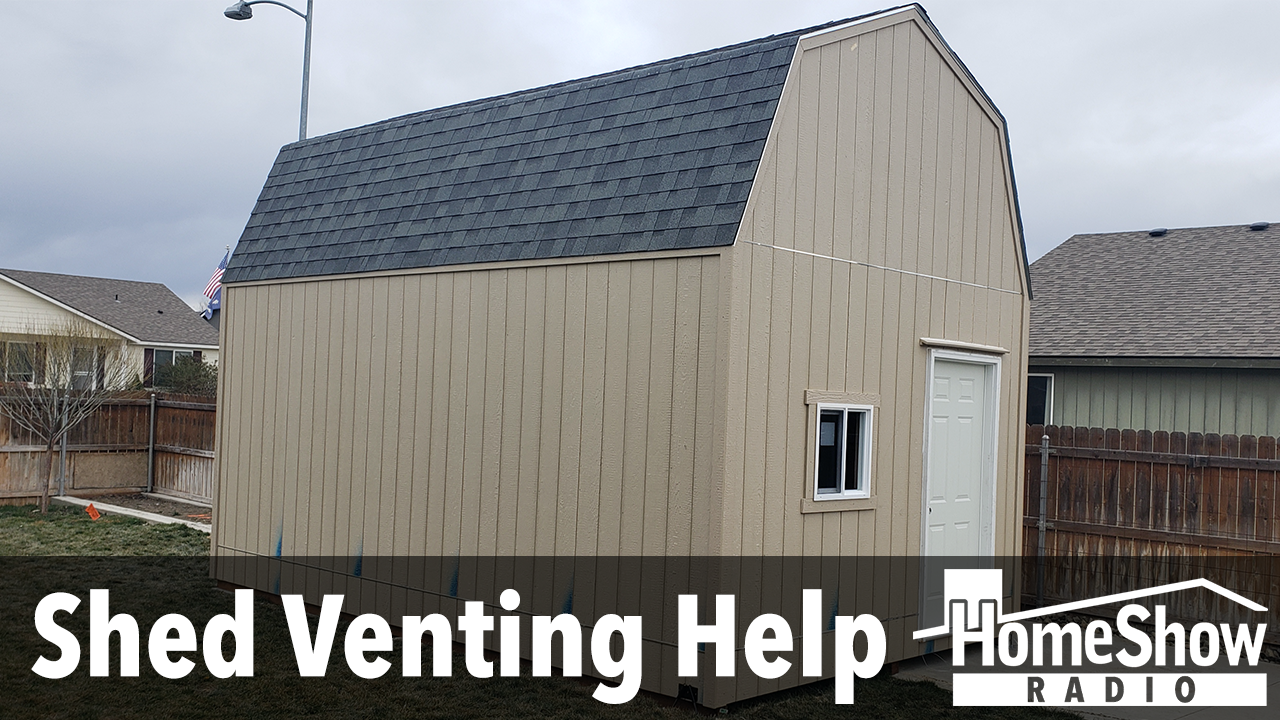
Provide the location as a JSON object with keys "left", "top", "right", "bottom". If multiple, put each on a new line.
{"left": 1032, "top": 365, "right": 1280, "bottom": 436}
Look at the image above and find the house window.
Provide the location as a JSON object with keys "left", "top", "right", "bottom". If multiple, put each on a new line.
{"left": 146, "top": 349, "right": 194, "bottom": 388}
{"left": 1, "top": 342, "right": 36, "bottom": 383}
{"left": 814, "top": 404, "right": 872, "bottom": 499}
{"left": 71, "top": 346, "right": 97, "bottom": 390}
{"left": 1026, "top": 373, "right": 1053, "bottom": 426}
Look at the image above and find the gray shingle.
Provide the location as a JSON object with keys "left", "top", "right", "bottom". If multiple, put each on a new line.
{"left": 224, "top": 14, "right": 891, "bottom": 283}
{"left": 1030, "top": 223, "right": 1280, "bottom": 359}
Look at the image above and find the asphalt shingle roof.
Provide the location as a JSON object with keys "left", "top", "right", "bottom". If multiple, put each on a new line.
{"left": 224, "top": 13, "right": 897, "bottom": 284}
{"left": 0, "top": 269, "right": 219, "bottom": 347}
{"left": 1029, "top": 223, "right": 1280, "bottom": 358}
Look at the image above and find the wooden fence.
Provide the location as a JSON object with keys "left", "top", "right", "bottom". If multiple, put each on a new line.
{"left": 151, "top": 397, "right": 217, "bottom": 503}
{"left": 0, "top": 392, "right": 215, "bottom": 504}
{"left": 1023, "top": 424, "right": 1280, "bottom": 642}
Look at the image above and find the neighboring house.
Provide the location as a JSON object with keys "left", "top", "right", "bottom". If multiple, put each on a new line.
{"left": 216, "top": 5, "right": 1030, "bottom": 705}
{"left": 0, "top": 268, "right": 219, "bottom": 388}
{"left": 1029, "top": 221, "right": 1280, "bottom": 435}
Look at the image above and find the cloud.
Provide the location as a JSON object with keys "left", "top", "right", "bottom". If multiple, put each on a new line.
{"left": 1, "top": 0, "right": 1276, "bottom": 296}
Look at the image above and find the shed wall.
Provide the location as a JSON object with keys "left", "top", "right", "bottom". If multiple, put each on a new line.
{"left": 214, "top": 254, "right": 722, "bottom": 562}
{"left": 712, "top": 16, "right": 1030, "bottom": 696}
{"left": 1035, "top": 364, "right": 1280, "bottom": 436}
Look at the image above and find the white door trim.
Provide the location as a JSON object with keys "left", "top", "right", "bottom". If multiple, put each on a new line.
{"left": 920, "top": 348, "right": 1002, "bottom": 558}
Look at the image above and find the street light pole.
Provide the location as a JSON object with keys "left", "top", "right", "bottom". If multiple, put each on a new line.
{"left": 299, "top": 0, "right": 312, "bottom": 142}
{"left": 224, "top": 0, "right": 314, "bottom": 142}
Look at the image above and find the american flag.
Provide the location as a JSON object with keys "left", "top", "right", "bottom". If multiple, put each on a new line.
{"left": 202, "top": 250, "right": 229, "bottom": 319}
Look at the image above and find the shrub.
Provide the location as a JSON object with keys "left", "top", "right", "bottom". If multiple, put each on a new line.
{"left": 155, "top": 355, "right": 218, "bottom": 397}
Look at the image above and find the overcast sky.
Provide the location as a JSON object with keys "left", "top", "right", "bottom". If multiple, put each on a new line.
{"left": 2, "top": 1, "right": 1277, "bottom": 309}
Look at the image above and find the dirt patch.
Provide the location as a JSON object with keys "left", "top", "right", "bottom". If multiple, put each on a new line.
{"left": 85, "top": 493, "right": 211, "bottom": 525}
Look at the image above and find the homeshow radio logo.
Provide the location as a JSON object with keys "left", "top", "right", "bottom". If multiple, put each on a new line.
{"left": 913, "top": 569, "right": 1269, "bottom": 707}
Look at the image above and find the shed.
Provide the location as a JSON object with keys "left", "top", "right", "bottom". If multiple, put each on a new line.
{"left": 1029, "top": 222, "right": 1280, "bottom": 435}
{"left": 215, "top": 4, "right": 1030, "bottom": 705}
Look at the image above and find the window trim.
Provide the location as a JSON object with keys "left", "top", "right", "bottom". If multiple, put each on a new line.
{"left": 811, "top": 402, "right": 874, "bottom": 501}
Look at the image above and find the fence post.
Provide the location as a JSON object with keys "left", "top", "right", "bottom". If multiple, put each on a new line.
{"left": 147, "top": 393, "right": 156, "bottom": 494}
{"left": 1036, "top": 433, "right": 1050, "bottom": 606}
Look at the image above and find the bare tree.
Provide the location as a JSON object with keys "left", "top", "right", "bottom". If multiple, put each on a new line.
{"left": 0, "top": 319, "right": 137, "bottom": 512}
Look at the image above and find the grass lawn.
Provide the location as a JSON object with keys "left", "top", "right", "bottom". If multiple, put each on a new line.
{"left": 0, "top": 505, "right": 1078, "bottom": 719}
{"left": 0, "top": 504, "right": 210, "bottom": 555}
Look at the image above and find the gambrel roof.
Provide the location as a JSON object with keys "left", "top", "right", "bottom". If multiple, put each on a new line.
{"left": 224, "top": 9, "right": 909, "bottom": 284}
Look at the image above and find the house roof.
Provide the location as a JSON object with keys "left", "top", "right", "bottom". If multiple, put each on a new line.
{"left": 1029, "top": 222, "right": 1280, "bottom": 359}
{"left": 224, "top": 8, "right": 913, "bottom": 284}
{"left": 0, "top": 268, "right": 220, "bottom": 348}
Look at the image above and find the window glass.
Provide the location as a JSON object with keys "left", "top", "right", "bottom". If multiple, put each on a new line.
{"left": 816, "top": 409, "right": 843, "bottom": 493}
{"left": 844, "top": 410, "right": 862, "bottom": 492}
{"left": 1027, "top": 375, "right": 1052, "bottom": 426}
{"left": 71, "top": 346, "right": 95, "bottom": 390}
{"left": 814, "top": 404, "right": 871, "bottom": 499}
{"left": 151, "top": 349, "right": 196, "bottom": 388}
{"left": 3, "top": 342, "right": 35, "bottom": 383}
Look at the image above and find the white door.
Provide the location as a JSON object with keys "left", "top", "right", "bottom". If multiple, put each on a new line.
{"left": 920, "top": 353, "right": 998, "bottom": 631}
{"left": 925, "top": 358, "right": 989, "bottom": 556}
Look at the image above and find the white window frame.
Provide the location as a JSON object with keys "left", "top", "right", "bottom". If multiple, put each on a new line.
{"left": 812, "top": 403, "right": 873, "bottom": 500}
{"left": 1027, "top": 372, "right": 1054, "bottom": 426}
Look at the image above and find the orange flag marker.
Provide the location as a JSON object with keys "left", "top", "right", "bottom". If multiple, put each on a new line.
{"left": 85, "top": 504, "right": 101, "bottom": 521}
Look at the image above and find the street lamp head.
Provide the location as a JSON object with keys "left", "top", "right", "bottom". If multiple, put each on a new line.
{"left": 224, "top": 2, "right": 253, "bottom": 20}
{"left": 222, "top": 0, "right": 311, "bottom": 141}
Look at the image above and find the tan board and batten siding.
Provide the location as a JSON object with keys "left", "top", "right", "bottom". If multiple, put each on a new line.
{"left": 715, "top": 13, "right": 1029, "bottom": 683}
{"left": 720, "top": 13, "right": 1028, "bottom": 554}
{"left": 216, "top": 257, "right": 721, "bottom": 560}
{"left": 214, "top": 8, "right": 1029, "bottom": 706}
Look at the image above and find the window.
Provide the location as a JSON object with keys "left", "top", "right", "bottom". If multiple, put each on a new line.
{"left": 145, "top": 348, "right": 194, "bottom": 388}
{"left": 1026, "top": 373, "right": 1053, "bottom": 426}
{"left": 71, "top": 346, "right": 97, "bottom": 390}
{"left": 814, "top": 404, "right": 872, "bottom": 499}
{"left": 1, "top": 342, "right": 36, "bottom": 383}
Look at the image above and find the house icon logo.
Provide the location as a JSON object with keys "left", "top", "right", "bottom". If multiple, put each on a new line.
{"left": 911, "top": 569, "right": 1271, "bottom": 708}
